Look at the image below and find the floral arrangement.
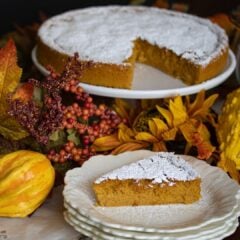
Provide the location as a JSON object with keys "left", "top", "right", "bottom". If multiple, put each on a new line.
{"left": 0, "top": 38, "right": 239, "bottom": 184}
{"left": 93, "top": 92, "right": 218, "bottom": 160}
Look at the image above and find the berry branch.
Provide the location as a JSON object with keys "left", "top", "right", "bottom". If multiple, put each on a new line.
{"left": 8, "top": 54, "right": 124, "bottom": 165}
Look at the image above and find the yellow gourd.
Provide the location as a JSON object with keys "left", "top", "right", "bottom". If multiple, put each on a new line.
{"left": 0, "top": 150, "right": 55, "bottom": 217}
{"left": 217, "top": 88, "right": 240, "bottom": 180}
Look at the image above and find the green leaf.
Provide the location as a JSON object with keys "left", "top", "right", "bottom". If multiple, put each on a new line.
{"left": 67, "top": 129, "right": 81, "bottom": 146}
{"left": 33, "top": 86, "right": 43, "bottom": 104}
{"left": 47, "top": 130, "right": 67, "bottom": 150}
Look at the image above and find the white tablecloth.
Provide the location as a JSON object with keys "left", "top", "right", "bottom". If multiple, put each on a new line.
{"left": 0, "top": 186, "right": 88, "bottom": 240}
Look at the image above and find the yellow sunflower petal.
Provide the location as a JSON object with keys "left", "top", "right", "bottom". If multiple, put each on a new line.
{"left": 192, "top": 94, "right": 218, "bottom": 119}
{"left": 113, "top": 99, "right": 130, "bottom": 120}
{"left": 187, "top": 91, "right": 205, "bottom": 116}
{"left": 118, "top": 124, "right": 135, "bottom": 142}
{"left": 118, "top": 129, "right": 134, "bottom": 142}
{"left": 196, "top": 122, "right": 211, "bottom": 141}
{"left": 148, "top": 119, "right": 158, "bottom": 137}
{"left": 135, "top": 132, "right": 158, "bottom": 143}
{"left": 162, "top": 128, "right": 177, "bottom": 141}
{"left": 156, "top": 106, "right": 173, "bottom": 127}
{"left": 179, "top": 121, "right": 196, "bottom": 143}
{"left": 111, "top": 142, "right": 149, "bottom": 155}
{"left": 169, "top": 96, "right": 188, "bottom": 126}
{"left": 152, "top": 118, "right": 168, "bottom": 137}
{"left": 92, "top": 135, "right": 121, "bottom": 151}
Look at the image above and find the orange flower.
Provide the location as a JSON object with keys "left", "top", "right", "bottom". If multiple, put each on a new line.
{"left": 93, "top": 91, "right": 218, "bottom": 160}
{"left": 179, "top": 120, "right": 215, "bottom": 159}
{"left": 156, "top": 92, "right": 217, "bottom": 159}
{"left": 135, "top": 118, "right": 177, "bottom": 151}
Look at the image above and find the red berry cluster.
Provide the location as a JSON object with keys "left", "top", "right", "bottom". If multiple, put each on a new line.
{"left": 47, "top": 77, "right": 123, "bottom": 164}
{"left": 48, "top": 141, "right": 96, "bottom": 165}
{"left": 9, "top": 54, "right": 124, "bottom": 165}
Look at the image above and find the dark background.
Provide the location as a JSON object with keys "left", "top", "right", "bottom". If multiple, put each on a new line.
{"left": 0, "top": 0, "right": 239, "bottom": 34}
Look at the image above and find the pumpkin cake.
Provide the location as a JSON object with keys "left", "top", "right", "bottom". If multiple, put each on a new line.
{"left": 93, "top": 152, "right": 201, "bottom": 207}
{"left": 37, "top": 6, "right": 229, "bottom": 89}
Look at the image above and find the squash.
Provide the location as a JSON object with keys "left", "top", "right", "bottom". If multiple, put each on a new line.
{"left": 217, "top": 88, "right": 240, "bottom": 182}
{"left": 0, "top": 150, "right": 55, "bottom": 217}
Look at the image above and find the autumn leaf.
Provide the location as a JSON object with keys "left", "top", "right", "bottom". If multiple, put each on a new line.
{"left": 0, "top": 39, "right": 28, "bottom": 140}
{"left": 12, "top": 82, "right": 34, "bottom": 102}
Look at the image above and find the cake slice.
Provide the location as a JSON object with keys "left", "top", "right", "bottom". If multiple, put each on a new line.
{"left": 93, "top": 152, "right": 201, "bottom": 207}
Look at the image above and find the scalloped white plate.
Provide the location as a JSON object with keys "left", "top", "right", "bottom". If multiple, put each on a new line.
{"left": 63, "top": 150, "right": 240, "bottom": 233}
{"left": 64, "top": 193, "right": 240, "bottom": 235}
{"left": 64, "top": 210, "right": 239, "bottom": 240}
{"left": 64, "top": 199, "right": 240, "bottom": 240}
{"left": 32, "top": 47, "right": 236, "bottom": 99}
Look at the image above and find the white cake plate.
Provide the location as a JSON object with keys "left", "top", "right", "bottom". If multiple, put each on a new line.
{"left": 32, "top": 47, "right": 236, "bottom": 99}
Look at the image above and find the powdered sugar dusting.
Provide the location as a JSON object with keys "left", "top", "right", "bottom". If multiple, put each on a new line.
{"left": 39, "top": 6, "right": 228, "bottom": 66}
{"left": 94, "top": 152, "right": 200, "bottom": 185}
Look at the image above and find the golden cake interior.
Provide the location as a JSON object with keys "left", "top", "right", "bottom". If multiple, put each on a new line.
{"left": 93, "top": 178, "right": 201, "bottom": 207}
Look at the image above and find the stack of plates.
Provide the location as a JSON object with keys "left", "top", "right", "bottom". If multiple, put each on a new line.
{"left": 63, "top": 150, "right": 240, "bottom": 240}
